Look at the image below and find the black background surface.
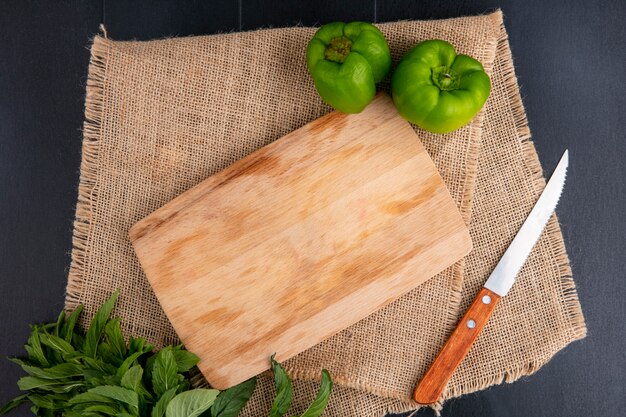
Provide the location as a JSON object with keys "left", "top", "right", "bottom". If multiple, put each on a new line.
{"left": 1, "top": 1, "right": 624, "bottom": 416}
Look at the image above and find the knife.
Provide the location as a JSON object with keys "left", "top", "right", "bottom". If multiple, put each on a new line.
{"left": 413, "top": 150, "right": 569, "bottom": 404}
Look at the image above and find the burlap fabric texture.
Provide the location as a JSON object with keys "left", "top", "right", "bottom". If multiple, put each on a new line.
{"left": 65, "top": 10, "right": 586, "bottom": 416}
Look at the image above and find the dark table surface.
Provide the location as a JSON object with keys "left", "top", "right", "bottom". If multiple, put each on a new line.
{"left": 1, "top": 1, "right": 624, "bottom": 416}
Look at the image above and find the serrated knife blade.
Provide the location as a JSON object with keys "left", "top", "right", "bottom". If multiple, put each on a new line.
{"left": 483, "top": 149, "right": 568, "bottom": 296}
{"left": 413, "top": 150, "right": 569, "bottom": 405}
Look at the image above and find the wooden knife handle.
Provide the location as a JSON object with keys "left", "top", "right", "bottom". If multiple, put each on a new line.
{"left": 413, "top": 287, "right": 501, "bottom": 404}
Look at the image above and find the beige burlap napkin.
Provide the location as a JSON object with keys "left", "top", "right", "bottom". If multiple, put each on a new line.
{"left": 65, "top": 10, "right": 585, "bottom": 416}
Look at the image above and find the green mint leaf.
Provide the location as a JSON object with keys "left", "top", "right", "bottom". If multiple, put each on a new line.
{"left": 24, "top": 346, "right": 44, "bottom": 367}
{"left": 97, "top": 341, "right": 120, "bottom": 368}
{"left": 17, "top": 376, "right": 84, "bottom": 394}
{"left": 72, "top": 332, "right": 86, "bottom": 351}
{"left": 56, "top": 383, "right": 86, "bottom": 394}
{"left": 151, "top": 387, "right": 177, "bottom": 417}
{"left": 23, "top": 396, "right": 50, "bottom": 412}
{"left": 6, "top": 357, "right": 31, "bottom": 367}
{"left": 210, "top": 377, "right": 256, "bottom": 417}
{"left": 145, "top": 354, "right": 157, "bottom": 381}
{"left": 25, "top": 327, "right": 49, "bottom": 366}
{"left": 269, "top": 355, "right": 293, "bottom": 417}
{"left": 54, "top": 310, "right": 65, "bottom": 337}
{"left": 83, "top": 356, "right": 117, "bottom": 375}
{"left": 88, "top": 385, "right": 139, "bottom": 413}
{"left": 39, "top": 332, "right": 76, "bottom": 356}
{"left": 104, "top": 374, "right": 123, "bottom": 387}
{"left": 82, "top": 404, "right": 121, "bottom": 415}
{"left": 17, "top": 376, "right": 82, "bottom": 393}
{"left": 152, "top": 348, "right": 179, "bottom": 397}
{"left": 26, "top": 394, "right": 65, "bottom": 410}
{"left": 128, "top": 336, "right": 144, "bottom": 353}
{"left": 68, "top": 391, "right": 116, "bottom": 405}
{"left": 85, "top": 290, "right": 120, "bottom": 358}
{"left": 298, "top": 370, "right": 332, "bottom": 417}
{"left": 175, "top": 376, "right": 189, "bottom": 393}
{"left": 62, "top": 304, "right": 84, "bottom": 343}
{"left": 83, "top": 369, "right": 107, "bottom": 387}
{"left": 116, "top": 351, "right": 148, "bottom": 378}
{"left": 165, "top": 389, "right": 219, "bottom": 417}
{"left": 171, "top": 348, "right": 200, "bottom": 373}
{"left": 120, "top": 364, "right": 152, "bottom": 404}
{"left": 0, "top": 393, "right": 29, "bottom": 415}
{"left": 17, "top": 376, "right": 62, "bottom": 391}
{"left": 120, "top": 365, "right": 143, "bottom": 391}
{"left": 10, "top": 359, "right": 84, "bottom": 379}
{"left": 104, "top": 317, "right": 127, "bottom": 360}
{"left": 128, "top": 336, "right": 154, "bottom": 356}
{"left": 42, "top": 322, "right": 57, "bottom": 331}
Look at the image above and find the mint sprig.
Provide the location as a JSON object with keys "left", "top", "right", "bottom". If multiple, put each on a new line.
{"left": 1, "top": 291, "right": 332, "bottom": 417}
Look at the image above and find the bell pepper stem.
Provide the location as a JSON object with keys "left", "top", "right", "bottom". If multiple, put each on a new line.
{"left": 324, "top": 36, "right": 353, "bottom": 64}
{"left": 432, "top": 66, "right": 461, "bottom": 91}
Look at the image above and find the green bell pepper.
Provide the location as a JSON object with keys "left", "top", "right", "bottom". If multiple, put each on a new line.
{"left": 391, "top": 39, "right": 491, "bottom": 134}
{"left": 306, "top": 22, "right": 391, "bottom": 113}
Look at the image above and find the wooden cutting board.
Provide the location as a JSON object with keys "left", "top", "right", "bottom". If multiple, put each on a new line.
{"left": 129, "top": 93, "right": 471, "bottom": 389}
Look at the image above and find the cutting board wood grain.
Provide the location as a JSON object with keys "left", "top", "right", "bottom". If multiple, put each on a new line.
{"left": 129, "top": 94, "right": 472, "bottom": 389}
